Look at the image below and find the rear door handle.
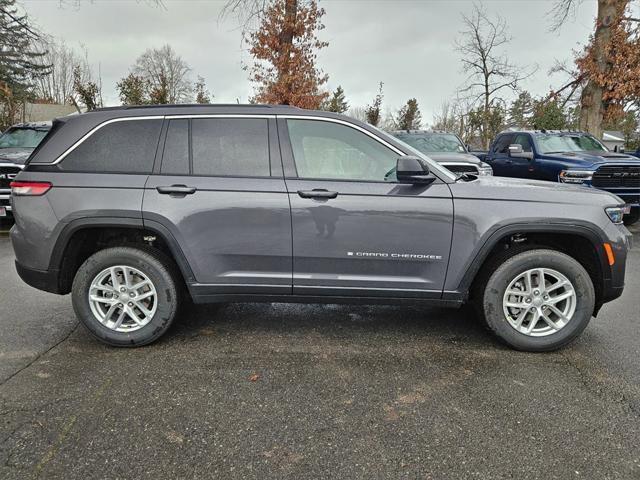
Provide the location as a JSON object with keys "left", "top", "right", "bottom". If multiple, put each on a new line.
{"left": 297, "top": 189, "right": 338, "bottom": 199}
{"left": 156, "top": 185, "right": 197, "bottom": 195}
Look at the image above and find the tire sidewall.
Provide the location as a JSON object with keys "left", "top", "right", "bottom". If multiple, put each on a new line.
{"left": 72, "top": 247, "right": 178, "bottom": 347}
{"left": 483, "top": 250, "right": 595, "bottom": 351}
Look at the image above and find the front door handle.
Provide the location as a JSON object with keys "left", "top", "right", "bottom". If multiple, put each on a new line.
{"left": 156, "top": 185, "right": 197, "bottom": 195}
{"left": 297, "top": 189, "right": 339, "bottom": 199}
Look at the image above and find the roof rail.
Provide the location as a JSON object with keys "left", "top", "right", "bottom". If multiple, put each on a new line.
{"left": 92, "top": 103, "right": 296, "bottom": 112}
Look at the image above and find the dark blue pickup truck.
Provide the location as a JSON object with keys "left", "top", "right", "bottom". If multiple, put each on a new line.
{"left": 485, "top": 130, "right": 640, "bottom": 224}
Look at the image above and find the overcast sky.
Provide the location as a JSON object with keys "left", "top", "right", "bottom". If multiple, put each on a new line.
{"left": 21, "top": 0, "right": 601, "bottom": 123}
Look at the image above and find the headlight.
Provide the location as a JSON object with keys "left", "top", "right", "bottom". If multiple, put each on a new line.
{"left": 478, "top": 162, "right": 493, "bottom": 176}
{"left": 559, "top": 169, "right": 594, "bottom": 184}
{"left": 605, "top": 205, "right": 630, "bottom": 224}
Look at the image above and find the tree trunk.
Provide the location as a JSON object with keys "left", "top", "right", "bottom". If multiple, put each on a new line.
{"left": 579, "top": 0, "right": 627, "bottom": 138}
{"left": 277, "top": 0, "right": 297, "bottom": 105}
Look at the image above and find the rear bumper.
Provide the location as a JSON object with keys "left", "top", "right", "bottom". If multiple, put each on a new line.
{"left": 15, "top": 260, "right": 62, "bottom": 294}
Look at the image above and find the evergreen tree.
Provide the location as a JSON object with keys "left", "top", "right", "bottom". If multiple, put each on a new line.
{"left": 324, "top": 85, "right": 348, "bottom": 113}
{"left": 396, "top": 98, "right": 422, "bottom": 130}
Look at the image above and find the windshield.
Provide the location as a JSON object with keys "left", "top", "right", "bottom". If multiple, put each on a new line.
{"left": 535, "top": 134, "right": 607, "bottom": 154}
{"left": 393, "top": 132, "right": 466, "bottom": 153}
{"left": 0, "top": 127, "right": 49, "bottom": 149}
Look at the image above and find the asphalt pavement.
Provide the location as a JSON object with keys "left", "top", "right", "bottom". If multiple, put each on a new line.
{"left": 0, "top": 219, "right": 639, "bottom": 479}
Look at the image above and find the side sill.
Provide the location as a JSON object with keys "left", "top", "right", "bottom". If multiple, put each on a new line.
{"left": 190, "top": 293, "right": 465, "bottom": 308}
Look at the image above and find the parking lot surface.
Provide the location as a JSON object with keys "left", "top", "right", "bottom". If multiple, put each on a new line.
{"left": 1, "top": 221, "right": 639, "bottom": 479}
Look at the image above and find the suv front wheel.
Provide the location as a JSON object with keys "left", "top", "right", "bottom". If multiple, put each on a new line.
{"left": 72, "top": 246, "right": 181, "bottom": 347}
{"left": 478, "top": 249, "right": 595, "bottom": 351}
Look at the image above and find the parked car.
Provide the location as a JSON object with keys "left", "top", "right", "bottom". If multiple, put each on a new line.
{"left": 390, "top": 130, "right": 493, "bottom": 176}
{"left": 484, "top": 129, "right": 640, "bottom": 225}
{"left": 10, "top": 105, "right": 631, "bottom": 351}
{"left": 0, "top": 121, "right": 51, "bottom": 217}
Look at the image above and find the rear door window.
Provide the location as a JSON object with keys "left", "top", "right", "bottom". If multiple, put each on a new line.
{"left": 191, "top": 118, "right": 270, "bottom": 177}
{"left": 60, "top": 119, "right": 163, "bottom": 173}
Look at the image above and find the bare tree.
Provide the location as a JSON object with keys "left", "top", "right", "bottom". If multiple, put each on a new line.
{"left": 455, "top": 3, "right": 536, "bottom": 148}
{"left": 220, "top": 0, "right": 270, "bottom": 27}
{"left": 33, "top": 38, "right": 96, "bottom": 105}
{"left": 346, "top": 106, "right": 368, "bottom": 123}
{"left": 132, "top": 45, "right": 192, "bottom": 104}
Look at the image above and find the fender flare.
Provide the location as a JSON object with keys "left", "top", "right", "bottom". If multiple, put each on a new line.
{"left": 451, "top": 221, "right": 611, "bottom": 296}
{"left": 49, "top": 216, "right": 196, "bottom": 290}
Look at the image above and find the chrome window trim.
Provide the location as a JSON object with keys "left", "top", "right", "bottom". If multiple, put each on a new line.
{"left": 34, "top": 112, "right": 452, "bottom": 181}
{"left": 35, "top": 114, "right": 278, "bottom": 165}
{"left": 31, "top": 116, "right": 165, "bottom": 165}
{"left": 279, "top": 115, "right": 457, "bottom": 181}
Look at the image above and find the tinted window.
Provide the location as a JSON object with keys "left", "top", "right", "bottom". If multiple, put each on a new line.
{"left": 287, "top": 119, "right": 398, "bottom": 181}
{"left": 513, "top": 134, "right": 533, "bottom": 152}
{"left": 161, "top": 119, "right": 189, "bottom": 174}
{"left": 192, "top": 118, "right": 270, "bottom": 177}
{"left": 393, "top": 132, "right": 465, "bottom": 153}
{"left": 493, "top": 134, "right": 514, "bottom": 154}
{"left": 61, "top": 119, "right": 162, "bottom": 173}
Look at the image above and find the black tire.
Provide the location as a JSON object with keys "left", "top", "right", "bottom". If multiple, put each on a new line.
{"left": 624, "top": 207, "right": 640, "bottom": 226}
{"left": 475, "top": 248, "right": 595, "bottom": 352}
{"left": 72, "top": 246, "right": 181, "bottom": 347}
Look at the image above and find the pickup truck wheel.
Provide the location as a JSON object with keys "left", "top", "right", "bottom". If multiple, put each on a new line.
{"left": 623, "top": 207, "right": 640, "bottom": 226}
{"left": 480, "top": 249, "right": 595, "bottom": 351}
{"left": 72, "top": 246, "right": 180, "bottom": 347}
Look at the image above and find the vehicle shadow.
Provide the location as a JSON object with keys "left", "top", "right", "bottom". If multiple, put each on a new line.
{"left": 165, "top": 301, "right": 503, "bottom": 352}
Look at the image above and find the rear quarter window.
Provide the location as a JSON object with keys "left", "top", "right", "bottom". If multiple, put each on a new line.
{"left": 59, "top": 119, "right": 163, "bottom": 173}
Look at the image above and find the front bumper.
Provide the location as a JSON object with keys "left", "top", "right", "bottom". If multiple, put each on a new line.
{"left": 599, "top": 224, "right": 632, "bottom": 307}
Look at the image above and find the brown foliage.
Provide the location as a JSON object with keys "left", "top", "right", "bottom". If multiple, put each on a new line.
{"left": 247, "top": 0, "right": 328, "bottom": 109}
{"left": 576, "top": 0, "right": 640, "bottom": 123}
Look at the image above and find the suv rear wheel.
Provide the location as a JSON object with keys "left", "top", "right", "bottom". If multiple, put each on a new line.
{"left": 72, "top": 246, "right": 180, "bottom": 347}
{"left": 477, "top": 249, "right": 595, "bottom": 351}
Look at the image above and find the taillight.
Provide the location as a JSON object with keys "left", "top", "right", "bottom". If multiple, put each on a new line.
{"left": 10, "top": 181, "right": 52, "bottom": 196}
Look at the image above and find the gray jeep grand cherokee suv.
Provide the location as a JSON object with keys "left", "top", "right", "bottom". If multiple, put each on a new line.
{"left": 10, "top": 105, "right": 632, "bottom": 351}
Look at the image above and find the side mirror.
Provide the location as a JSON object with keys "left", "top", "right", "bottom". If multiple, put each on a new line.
{"left": 508, "top": 144, "right": 534, "bottom": 160}
{"left": 396, "top": 156, "right": 435, "bottom": 184}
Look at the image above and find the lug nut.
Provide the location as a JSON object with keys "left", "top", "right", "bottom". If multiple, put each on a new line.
{"left": 542, "top": 305, "right": 547, "bottom": 310}
{"left": 128, "top": 302, "right": 133, "bottom": 307}
{"left": 533, "top": 290, "right": 540, "bottom": 295}
{"left": 530, "top": 307, "right": 536, "bottom": 312}
{"left": 120, "top": 287, "right": 126, "bottom": 292}
{"left": 129, "top": 292, "right": 135, "bottom": 297}
{"left": 525, "top": 298, "right": 532, "bottom": 303}
{"left": 543, "top": 295, "right": 549, "bottom": 300}
{"left": 118, "top": 303, "right": 123, "bottom": 308}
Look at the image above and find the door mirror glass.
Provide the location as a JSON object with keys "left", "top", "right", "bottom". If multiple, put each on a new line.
{"left": 396, "top": 156, "right": 434, "bottom": 184}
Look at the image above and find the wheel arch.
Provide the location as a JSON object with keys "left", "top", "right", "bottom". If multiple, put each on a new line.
{"left": 453, "top": 222, "right": 611, "bottom": 311}
{"left": 50, "top": 217, "right": 195, "bottom": 295}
